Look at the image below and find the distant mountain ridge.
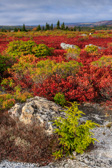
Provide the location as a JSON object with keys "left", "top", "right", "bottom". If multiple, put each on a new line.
{"left": 1, "top": 20, "right": 112, "bottom": 29}
{"left": 65, "top": 20, "right": 112, "bottom": 27}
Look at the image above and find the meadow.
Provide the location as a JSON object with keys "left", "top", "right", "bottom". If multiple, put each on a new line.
{"left": 0, "top": 29, "right": 112, "bottom": 166}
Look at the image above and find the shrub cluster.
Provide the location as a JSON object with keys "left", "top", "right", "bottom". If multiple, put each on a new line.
{"left": 0, "top": 112, "right": 60, "bottom": 166}
{"left": 91, "top": 55, "right": 112, "bottom": 68}
{"left": 54, "top": 92, "right": 66, "bottom": 107}
{"left": 5, "top": 40, "right": 54, "bottom": 58}
{"left": 65, "top": 46, "right": 81, "bottom": 60}
{"left": 84, "top": 45, "right": 99, "bottom": 55}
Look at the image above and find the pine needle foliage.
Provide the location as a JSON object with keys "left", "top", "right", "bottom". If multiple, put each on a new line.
{"left": 53, "top": 101, "right": 99, "bottom": 159}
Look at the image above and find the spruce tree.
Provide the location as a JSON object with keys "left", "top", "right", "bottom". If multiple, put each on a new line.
{"left": 50, "top": 23, "right": 53, "bottom": 30}
{"left": 36, "top": 25, "right": 41, "bottom": 31}
{"left": 73, "top": 26, "right": 76, "bottom": 31}
{"left": 45, "top": 23, "right": 50, "bottom": 30}
{"left": 57, "top": 20, "right": 60, "bottom": 29}
{"left": 14, "top": 27, "right": 18, "bottom": 32}
{"left": 61, "top": 22, "right": 65, "bottom": 30}
{"left": 65, "top": 26, "right": 69, "bottom": 30}
{"left": 22, "top": 24, "right": 27, "bottom": 31}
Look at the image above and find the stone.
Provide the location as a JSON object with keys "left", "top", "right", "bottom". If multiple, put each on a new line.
{"left": 7, "top": 96, "right": 112, "bottom": 167}
{"left": 80, "top": 34, "right": 87, "bottom": 37}
{"left": 60, "top": 43, "right": 78, "bottom": 50}
{"left": 8, "top": 96, "right": 65, "bottom": 135}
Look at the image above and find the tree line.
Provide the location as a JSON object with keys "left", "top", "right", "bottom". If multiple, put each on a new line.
{"left": 1, "top": 21, "right": 112, "bottom": 32}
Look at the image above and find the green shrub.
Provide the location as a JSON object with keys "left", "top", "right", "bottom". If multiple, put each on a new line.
{"left": 33, "top": 59, "right": 56, "bottom": 83}
{"left": 15, "top": 91, "right": 33, "bottom": 103}
{"left": 32, "top": 44, "right": 54, "bottom": 57}
{"left": 91, "top": 55, "right": 112, "bottom": 68}
{"left": 5, "top": 40, "right": 54, "bottom": 58}
{"left": 0, "top": 90, "right": 33, "bottom": 111}
{"left": 34, "top": 59, "right": 82, "bottom": 83}
{"left": 1, "top": 78, "right": 15, "bottom": 90}
{"left": 53, "top": 101, "right": 99, "bottom": 159}
{"left": 0, "top": 94, "right": 14, "bottom": 110}
{"left": 84, "top": 45, "right": 98, "bottom": 54}
{"left": 2, "top": 98, "right": 15, "bottom": 109}
{"left": 6, "top": 40, "right": 36, "bottom": 57}
{"left": 53, "top": 60, "right": 83, "bottom": 78}
{"left": 0, "top": 54, "right": 13, "bottom": 75}
{"left": 65, "top": 46, "right": 81, "bottom": 60}
{"left": 54, "top": 92, "right": 66, "bottom": 107}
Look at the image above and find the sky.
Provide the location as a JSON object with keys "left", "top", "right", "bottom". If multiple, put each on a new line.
{"left": 0, "top": 0, "right": 112, "bottom": 25}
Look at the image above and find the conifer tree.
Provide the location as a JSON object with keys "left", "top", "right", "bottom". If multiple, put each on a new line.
{"left": 22, "top": 24, "right": 27, "bottom": 31}
{"left": 65, "top": 26, "right": 69, "bottom": 30}
{"left": 36, "top": 25, "right": 41, "bottom": 31}
{"left": 50, "top": 23, "right": 53, "bottom": 30}
{"left": 45, "top": 23, "right": 50, "bottom": 30}
{"left": 73, "top": 26, "right": 76, "bottom": 31}
{"left": 61, "top": 22, "right": 65, "bottom": 30}
{"left": 14, "top": 27, "right": 18, "bottom": 32}
{"left": 56, "top": 20, "right": 60, "bottom": 29}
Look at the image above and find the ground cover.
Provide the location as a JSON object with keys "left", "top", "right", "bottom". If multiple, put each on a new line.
{"left": 0, "top": 29, "right": 112, "bottom": 166}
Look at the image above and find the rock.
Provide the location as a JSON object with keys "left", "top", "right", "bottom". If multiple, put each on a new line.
{"left": 7, "top": 97, "right": 112, "bottom": 167}
{"left": 75, "top": 125, "right": 112, "bottom": 168}
{"left": 60, "top": 43, "right": 78, "bottom": 50}
{"left": 80, "top": 34, "right": 87, "bottom": 37}
{"left": 8, "top": 96, "right": 65, "bottom": 135}
{"left": 78, "top": 102, "right": 112, "bottom": 124}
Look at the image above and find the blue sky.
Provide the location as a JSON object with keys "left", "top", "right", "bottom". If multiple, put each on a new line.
{"left": 0, "top": 0, "right": 112, "bottom": 25}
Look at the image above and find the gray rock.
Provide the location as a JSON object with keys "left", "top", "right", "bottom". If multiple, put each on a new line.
{"left": 60, "top": 43, "right": 78, "bottom": 49}
{"left": 80, "top": 34, "right": 87, "bottom": 37}
{"left": 7, "top": 97, "right": 112, "bottom": 168}
{"left": 8, "top": 96, "right": 65, "bottom": 135}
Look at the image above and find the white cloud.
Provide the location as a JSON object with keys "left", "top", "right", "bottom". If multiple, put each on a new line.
{"left": 0, "top": 0, "right": 112, "bottom": 25}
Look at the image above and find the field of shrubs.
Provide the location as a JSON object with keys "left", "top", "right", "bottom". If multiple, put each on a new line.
{"left": 0, "top": 29, "right": 112, "bottom": 165}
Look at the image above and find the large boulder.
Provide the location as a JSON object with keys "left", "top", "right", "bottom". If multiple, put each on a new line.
{"left": 8, "top": 96, "right": 65, "bottom": 135}
{"left": 60, "top": 43, "right": 78, "bottom": 49}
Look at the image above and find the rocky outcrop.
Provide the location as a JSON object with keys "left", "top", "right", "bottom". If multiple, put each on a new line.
{"left": 8, "top": 96, "right": 65, "bottom": 135}
{"left": 8, "top": 96, "right": 112, "bottom": 167}
{"left": 60, "top": 43, "right": 78, "bottom": 49}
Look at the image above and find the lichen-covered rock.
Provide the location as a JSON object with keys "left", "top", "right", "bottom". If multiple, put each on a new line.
{"left": 60, "top": 43, "right": 78, "bottom": 49}
{"left": 8, "top": 96, "right": 65, "bottom": 135}
{"left": 6, "top": 97, "right": 112, "bottom": 167}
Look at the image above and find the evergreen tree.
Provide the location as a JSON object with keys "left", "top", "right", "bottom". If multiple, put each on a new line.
{"left": 36, "top": 25, "right": 41, "bottom": 31}
{"left": 65, "top": 26, "right": 69, "bottom": 30}
{"left": 56, "top": 20, "right": 60, "bottom": 29}
{"left": 61, "top": 22, "right": 65, "bottom": 30}
{"left": 14, "top": 27, "right": 18, "bottom": 32}
{"left": 50, "top": 23, "right": 53, "bottom": 30}
{"left": 22, "top": 24, "right": 27, "bottom": 31}
{"left": 45, "top": 23, "right": 50, "bottom": 30}
{"left": 73, "top": 26, "right": 76, "bottom": 31}
{"left": 70, "top": 27, "right": 73, "bottom": 31}
{"left": 78, "top": 26, "right": 81, "bottom": 31}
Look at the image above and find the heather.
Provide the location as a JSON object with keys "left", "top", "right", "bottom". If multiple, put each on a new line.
{"left": 0, "top": 29, "right": 112, "bottom": 165}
